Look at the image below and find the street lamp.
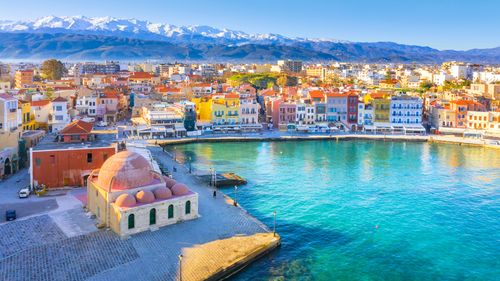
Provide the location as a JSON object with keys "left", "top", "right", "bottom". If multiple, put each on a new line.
{"left": 173, "top": 147, "right": 176, "bottom": 162}
{"left": 178, "top": 254, "right": 183, "bottom": 281}
{"left": 233, "top": 185, "right": 238, "bottom": 206}
{"left": 273, "top": 210, "right": 277, "bottom": 237}
{"left": 188, "top": 156, "right": 192, "bottom": 173}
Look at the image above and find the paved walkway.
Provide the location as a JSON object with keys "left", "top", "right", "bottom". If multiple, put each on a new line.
{"left": 0, "top": 145, "right": 270, "bottom": 281}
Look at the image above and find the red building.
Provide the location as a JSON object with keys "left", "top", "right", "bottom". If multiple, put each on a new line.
{"left": 30, "top": 131, "right": 117, "bottom": 189}
{"left": 347, "top": 92, "right": 359, "bottom": 129}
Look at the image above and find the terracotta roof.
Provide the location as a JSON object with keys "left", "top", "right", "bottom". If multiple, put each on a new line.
{"left": 60, "top": 120, "right": 93, "bottom": 135}
{"left": 31, "top": 100, "right": 51, "bottom": 107}
{"left": 52, "top": 97, "right": 67, "bottom": 102}
{"left": 225, "top": 93, "right": 239, "bottom": 99}
{"left": 129, "top": 72, "right": 154, "bottom": 79}
{"left": 308, "top": 90, "right": 325, "bottom": 99}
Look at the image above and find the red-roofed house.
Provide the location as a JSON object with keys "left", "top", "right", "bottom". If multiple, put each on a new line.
{"left": 58, "top": 120, "right": 94, "bottom": 143}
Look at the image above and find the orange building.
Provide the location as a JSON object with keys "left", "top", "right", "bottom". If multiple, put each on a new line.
{"left": 15, "top": 70, "right": 34, "bottom": 89}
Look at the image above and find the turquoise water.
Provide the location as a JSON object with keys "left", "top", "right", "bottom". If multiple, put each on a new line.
{"left": 169, "top": 141, "right": 500, "bottom": 281}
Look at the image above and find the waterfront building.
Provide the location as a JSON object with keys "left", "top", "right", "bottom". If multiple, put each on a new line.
{"left": 239, "top": 90, "right": 260, "bottom": 126}
{"left": 271, "top": 99, "right": 296, "bottom": 129}
{"left": 467, "top": 111, "right": 489, "bottom": 130}
{"left": 211, "top": 93, "right": 240, "bottom": 126}
{"left": 87, "top": 151, "right": 198, "bottom": 237}
{"left": 430, "top": 105, "right": 456, "bottom": 129}
{"left": 449, "top": 100, "right": 485, "bottom": 128}
{"left": 192, "top": 96, "right": 213, "bottom": 123}
{"left": 389, "top": 95, "right": 423, "bottom": 125}
{"left": 373, "top": 97, "right": 391, "bottom": 123}
{"left": 326, "top": 93, "right": 347, "bottom": 124}
{"left": 347, "top": 93, "right": 359, "bottom": 129}
{"left": 315, "top": 102, "right": 327, "bottom": 123}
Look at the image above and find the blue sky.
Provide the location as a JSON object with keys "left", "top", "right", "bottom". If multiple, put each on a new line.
{"left": 0, "top": 0, "right": 498, "bottom": 50}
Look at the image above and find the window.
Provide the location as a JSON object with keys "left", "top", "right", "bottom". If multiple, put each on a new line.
{"left": 87, "top": 153, "right": 93, "bottom": 163}
{"left": 168, "top": 204, "right": 174, "bottom": 219}
{"left": 55, "top": 106, "right": 63, "bottom": 111}
{"left": 185, "top": 201, "right": 191, "bottom": 215}
{"left": 149, "top": 208, "right": 156, "bottom": 225}
{"left": 55, "top": 115, "right": 63, "bottom": 121}
{"left": 128, "top": 214, "right": 135, "bottom": 229}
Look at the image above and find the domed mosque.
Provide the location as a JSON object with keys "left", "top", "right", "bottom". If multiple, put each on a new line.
{"left": 87, "top": 151, "right": 198, "bottom": 237}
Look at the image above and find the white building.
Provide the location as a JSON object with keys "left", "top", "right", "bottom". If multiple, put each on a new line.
{"left": 50, "top": 97, "right": 71, "bottom": 132}
{"left": 390, "top": 95, "right": 423, "bottom": 125}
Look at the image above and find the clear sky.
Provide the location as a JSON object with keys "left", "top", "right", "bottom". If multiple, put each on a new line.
{"left": 0, "top": 0, "right": 498, "bottom": 50}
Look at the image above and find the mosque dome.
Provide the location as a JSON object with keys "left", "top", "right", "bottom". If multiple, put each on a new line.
{"left": 115, "top": 193, "right": 136, "bottom": 208}
{"left": 136, "top": 190, "right": 155, "bottom": 204}
{"left": 171, "top": 183, "right": 190, "bottom": 196}
{"left": 164, "top": 177, "right": 177, "bottom": 188}
{"left": 154, "top": 186, "right": 172, "bottom": 199}
{"left": 97, "top": 151, "right": 154, "bottom": 190}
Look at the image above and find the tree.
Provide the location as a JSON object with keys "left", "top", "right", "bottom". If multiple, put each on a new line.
{"left": 420, "top": 81, "right": 434, "bottom": 92}
{"left": 41, "top": 59, "right": 67, "bottom": 80}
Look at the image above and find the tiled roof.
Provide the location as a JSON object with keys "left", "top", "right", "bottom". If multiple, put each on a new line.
{"left": 31, "top": 100, "right": 51, "bottom": 107}
{"left": 60, "top": 120, "right": 93, "bottom": 135}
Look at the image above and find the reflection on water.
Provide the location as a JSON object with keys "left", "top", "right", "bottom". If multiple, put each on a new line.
{"left": 166, "top": 141, "right": 500, "bottom": 281}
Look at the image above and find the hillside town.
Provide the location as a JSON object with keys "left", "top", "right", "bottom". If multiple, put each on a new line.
{"left": 0, "top": 59, "right": 500, "bottom": 180}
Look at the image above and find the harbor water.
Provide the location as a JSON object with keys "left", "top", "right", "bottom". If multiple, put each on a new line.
{"left": 168, "top": 140, "right": 500, "bottom": 280}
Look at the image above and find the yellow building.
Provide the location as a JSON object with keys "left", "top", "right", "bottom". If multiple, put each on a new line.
{"left": 0, "top": 94, "right": 21, "bottom": 177}
{"left": 192, "top": 96, "right": 213, "bottom": 122}
{"left": 211, "top": 93, "right": 240, "bottom": 125}
{"left": 373, "top": 98, "right": 391, "bottom": 123}
{"left": 19, "top": 100, "right": 36, "bottom": 131}
{"left": 364, "top": 90, "right": 392, "bottom": 104}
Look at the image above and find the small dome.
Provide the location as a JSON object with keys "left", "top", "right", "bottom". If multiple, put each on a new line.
{"left": 115, "top": 193, "right": 136, "bottom": 208}
{"left": 171, "top": 183, "right": 190, "bottom": 196}
{"left": 153, "top": 187, "right": 172, "bottom": 199}
{"left": 136, "top": 190, "right": 155, "bottom": 204}
{"left": 164, "top": 177, "right": 177, "bottom": 188}
{"left": 97, "top": 151, "right": 154, "bottom": 190}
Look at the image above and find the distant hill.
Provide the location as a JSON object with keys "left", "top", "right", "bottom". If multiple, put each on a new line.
{"left": 0, "top": 16, "right": 498, "bottom": 63}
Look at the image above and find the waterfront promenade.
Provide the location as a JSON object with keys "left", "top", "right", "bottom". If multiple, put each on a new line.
{"left": 138, "top": 131, "right": 500, "bottom": 149}
{"left": 0, "top": 144, "right": 277, "bottom": 281}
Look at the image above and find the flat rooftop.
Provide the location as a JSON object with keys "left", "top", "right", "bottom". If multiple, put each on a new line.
{"left": 33, "top": 133, "right": 117, "bottom": 151}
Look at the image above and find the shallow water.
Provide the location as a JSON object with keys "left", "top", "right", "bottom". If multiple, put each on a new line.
{"left": 168, "top": 141, "right": 500, "bottom": 281}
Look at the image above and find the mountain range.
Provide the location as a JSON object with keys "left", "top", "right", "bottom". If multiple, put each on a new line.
{"left": 0, "top": 16, "right": 499, "bottom": 63}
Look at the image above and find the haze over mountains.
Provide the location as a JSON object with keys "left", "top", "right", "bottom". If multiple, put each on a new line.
{"left": 0, "top": 16, "right": 499, "bottom": 63}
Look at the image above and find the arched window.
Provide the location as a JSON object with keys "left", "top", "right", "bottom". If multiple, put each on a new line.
{"left": 150, "top": 208, "right": 156, "bottom": 225}
{"left": 128, "top": 214, "right": 135, "bottom": 229}
{"left": 168, "top": 204, "right": 174, "bottom": 219}
{"left": 185, "top": 201, "right": 191, "bottom": 215}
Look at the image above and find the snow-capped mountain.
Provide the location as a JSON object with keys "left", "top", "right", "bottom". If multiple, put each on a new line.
{"left": 0, "top": 15, "right": 346, "bottom": 45}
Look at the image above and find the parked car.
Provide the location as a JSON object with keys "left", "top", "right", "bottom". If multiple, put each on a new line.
{"left": 5, "top": 210, "right": 16, "bottom": 221}
{"left": 18, "top": 188, "right": 30, "bottom": 198}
